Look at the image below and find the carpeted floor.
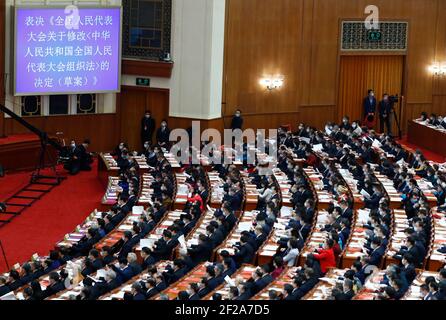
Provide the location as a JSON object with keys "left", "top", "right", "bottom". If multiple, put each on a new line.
{"left": 398, "top": 136, "right": 446, "bottom": 164}
{"left": 0, "top": 133, "right": 38, "bottom": 145}
{"left": 0, "top": 160, "right": 103, "bottom": 272}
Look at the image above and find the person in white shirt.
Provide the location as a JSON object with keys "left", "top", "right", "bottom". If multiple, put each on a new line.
{"left": 283, "top": 239, "right": 300, "bottom": 267}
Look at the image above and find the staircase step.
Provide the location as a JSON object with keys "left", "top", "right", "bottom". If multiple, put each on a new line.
{"left": 5, "top": 203, "right": 31, "bottom": 207}
{"left": 32, "top": 181, "right": 59, "bottom": 186}
{"left": 0, "top": 174, "right": 64, "bottom": 229}
{"left": 23, "top": 188, "right": 51, "bottom": 193}
{"left": 12, "top": 195, "right": 40, "bottom": 200}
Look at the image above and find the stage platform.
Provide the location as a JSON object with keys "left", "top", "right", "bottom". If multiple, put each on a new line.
{"left": 0, "top": 134, "right": 57, "bottom": 173}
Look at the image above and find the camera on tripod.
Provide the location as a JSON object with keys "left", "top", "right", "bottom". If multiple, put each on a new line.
{"left": 389, "top": 94, "right": 399, "bottom": 104}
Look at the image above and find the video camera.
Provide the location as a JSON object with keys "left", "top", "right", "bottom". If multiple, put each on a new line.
{"left": 389, "top": 94, "right": 399, "bottom": 104}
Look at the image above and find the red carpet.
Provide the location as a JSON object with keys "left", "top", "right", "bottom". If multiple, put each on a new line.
{"left": 0, "top": 160, "right": 103, "bottom": 272}
{"left": 398, "top": 136, "right": 446, "bottom": 164}
{"left": 0, "top": 133, "right": 38, "bottom": 145}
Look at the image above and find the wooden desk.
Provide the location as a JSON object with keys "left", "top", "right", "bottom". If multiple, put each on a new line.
{"left": 99, "top": 260, "right": 171, "bottom": 300}
{"left": 242, "top": 174, "right": 259, "bottom": 212}
{"left": 173, "top": 173, "right": 188, "bottom": 210}
{"left": 401, "top": 270, "right": 437, "bottom": 300}
{"left": 251, "top": 267, "right": 295, "bottom": 300}
{"left": 100, "top": 176, "right": 120, "bottom": 210}
{"left": 407, "top": 120, "right": 446, "bottom": 158}
{"left": 208, "top": 171, "right": 224, "bottom": 209}
{"left": 151, "top": 263, "right": 208, "bottom": 300}
{"left": 57, "top": 210, "right": 103, "bottom": 249}
{"left": 93, "top": 206, "right": 147, "bottom": 254}
{"left": 299, "top": 210, "right": 331, "bottom": 267}
{"left": 353, "top": 270, "right": 387, "bottom": 300}
{"left": 302, "top": 269, "right": 347, "bottom": 300}
{"left": 427, "top": 208, "right": 446, "bottom": 271}
{"left": 134, "top": 210, "right": 184, "bottom": 262}
{"left": 384, "top": 209, "right": 408, "bottom": 268}
{"left": 341, "top": 210, "right": 369, "bottom": 269}
{"left": 163, "top": 152, "right": 182, "bottom": 173}
{"left": 98, "top": 153, "right": 119, "bottom": 188}
{"left": 214, "top": 211, "right": 259, "bottom": 263}
{"left": 181, "top": 210, "right": 215, "bottom": 258}
{"left": 256, "top": 207, "right": 293, "bottom": 266}
{"left": 0, "top": 134, "right": 57, "bottom": 172}
{"left": 203, "top": 264, "right": 257, "bottom": 300}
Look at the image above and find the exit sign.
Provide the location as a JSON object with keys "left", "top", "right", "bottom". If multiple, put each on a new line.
{"left": 368, "top": 30, "right": 382, "bottom": 42}
{"left": 136, "top": 78, "right": 151, "bottom": 86}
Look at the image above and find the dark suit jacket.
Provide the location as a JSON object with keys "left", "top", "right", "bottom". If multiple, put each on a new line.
{"left": 253, "top": 274, "right": 273, "bottom": 294}
{"left": 156, "top": 127, "right": 171, "bottom": 145}
{"left": 231, "top": 116, "right": 243, "bottom": 130}
{"left": 129, "top": 262, "right": 142, "bottom": 275}
{"left": 81, "top": 258, "right": 104, "bottom": 277}
{"left": 43, "top": 281, "right": 65, "bottom": 298}
{"left": 112, "top": 265, "right": 134, "bottom": 283}
{"left": 141, "top": 117, "right": 155, "bottom": 137}
{"left": 0, "top": 285, "right": 11, "bottom": 297}
{"left": 189, "top": 293, "right": 200, "bottom": 300}
{"left": 188, "top": 241, "right": 213, "bottom": 264}
{"left": 368, "top": 246, "right": 385, "bottom": 266}
{"left": 379, "top": 100, "right": 392, "bottom": 116}
{"left": 363, "top": 96, "right": 377, "bottom": 115}
{"left": 254, "top": 233, "right": 267, "bottom": 250}
{"left": 103, "top": 254, "right": 116, "bottom": 266}
{"left": 402, "top": 264, "right": 417, "bottom": 284}
{"left": 233, "top": 243, "right": 255, "bottom": 266}
{"left": 133, "top": 293, "right": 146, "bottom": 300}
{"left": 118, "top": 237, "right": 138, "bottom": 260}
{"left": 146, "top": 287, "right": 159, "bottom": 299}
{"left": 210, "top": 229, "right": 225, "bottom": 248}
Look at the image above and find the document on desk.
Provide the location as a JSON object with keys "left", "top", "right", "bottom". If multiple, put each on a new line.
{"left": 132, "top": 206, "right": 144, "bottom": 215}
{"left": 0, "top": 292, "right": 17, "bottom": 300}
{"left": 360, "top": 189, "right": 371, "bottom": 199}
{"left": 238, "top": 222, "right": 252, "bottom": 232}
{"left": 96, "top": 269, "right": 106, "bottom": 279}
{"left": 178, "top": 235, "right": 187, "bottom": 251}
{"left": 313, "top": 144, "right": 323, "bottom": 152}
{"left": 280, "top": 206, "right": 293, "bottom": 218}
{"left": 140, "top": 238, "right": 156, "bottom": 249}
{"left": 274, "top": 222, "right": 286, "bottom": 230}
{"left": 372, "top": 139, "right": 382, "bottom": 148}
{"left": 357, "top": 209, "right": 370, "bottom": 221}
{"left": 224, "top": 275, "right": 235, "bottom": 287}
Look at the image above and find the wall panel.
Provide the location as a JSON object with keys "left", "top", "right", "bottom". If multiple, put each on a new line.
{"left": 223, "top": 0, "right": 446, "bottom": 132}
{"left": 4, "top": 114, "right": 119, "bottom": 152}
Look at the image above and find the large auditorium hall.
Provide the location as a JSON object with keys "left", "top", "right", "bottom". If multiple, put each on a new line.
{"left": 0, "top": 0, "right": 445, "bottom": 315}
